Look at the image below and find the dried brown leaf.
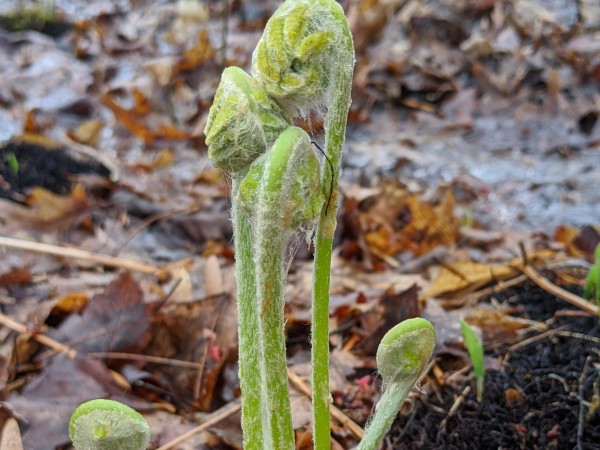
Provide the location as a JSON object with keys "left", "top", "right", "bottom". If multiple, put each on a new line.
{"left": 49, "top": 272, "right": 153, "bottom": 355}
{"left": 427, "top": 262, "right": 515, "bottom": 298}
{"left": 173, "top": 30, "right": 215, "bottom": 74}
{"left": 6, "top": 355, "right": 150, "bottom": 449}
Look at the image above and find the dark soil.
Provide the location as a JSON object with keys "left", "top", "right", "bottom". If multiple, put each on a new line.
{"left": 0, "top": 141, "right": 109, "bottom": 202}
{"left": 390, "top": 283, "right": 600, "bottom": 450}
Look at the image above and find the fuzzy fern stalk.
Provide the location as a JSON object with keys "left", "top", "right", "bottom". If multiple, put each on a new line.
{"left": 357, "top": 318, "right": 436, "bottom": 450}
{"left": 204, "top": 1, "right": 354, "bottom": 449}
{"left": 69, "top": 399, "right": 150, "bottom": 450}
{"left": 253, "top": 2, "right": 354, "bottom": 447}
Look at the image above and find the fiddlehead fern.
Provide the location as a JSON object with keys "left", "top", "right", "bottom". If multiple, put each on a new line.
{"left": 253, "top": 2, "right": 355, "bottom": 447}
{"left": 238, "top": 142, "right": 324, "bottom": 231}
{"left": 205, "top": 1, "right": 354, "bottom": 448}
{"left": 205, "top": 65, "right": 292, "bottom": 449}
{"left": 205, "top": 70, "right": 325, "bottom": 449}
{"left": 358, "top": 318, "right": 436, "bottom": 450}
{"left": 252, "top": 0, "right": 354, "bottom": 116}
{"left": 205, "top": 66, "right": 291, "bottom": 173}
{"left": 246, "top": 126, "right": 323, "bottom": 449}
{"left": 69, "top": 399, "right": 150, "bottom": 450}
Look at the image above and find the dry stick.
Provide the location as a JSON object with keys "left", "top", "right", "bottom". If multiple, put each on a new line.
{"left": 555, "top": 330, "right": 600, "bottom": 344}
{"left": 155, "top": 402, "right": 242, "bottom": 450}
{"left": 287, "top": 369, "right": 364, "bottom": 440}
{"left": 0, "top": 312, "right": 77, "bottom": 359}
{"left": 0, "top": 236, "right": 168, "bottom": 279}
{"left": 193, "top": 294, "right": 229, "bottom": 402}
{"left": 445, "top": 274, "right": 529, "bottom": 308}
{"left": 522, "top": 265, "right": 599, "bottom": 315}
{"left": 576, "top": 356, "right": 591, "bottom": 450}
{"left": 503, "top": 327, "right": 563, "bottom": 367}
{"left": 436, "top": 385, "right": 471, "bottom": 443}
{"left": 156, "top": 369, "right": 366, "bottom": 450}
{"left": 87, "top": 352, "right": 202, "bottom": 369}
{"left": 0, "top": 312, "right": 200, "bottom": 370}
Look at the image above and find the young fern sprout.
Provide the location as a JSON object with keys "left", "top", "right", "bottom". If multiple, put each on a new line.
{"left": 358, "top": 318, "right": 436, "bottom": 450}
{"left": 69, "top": 399, "right": 150, "bottom": 450}
{"left": 204, "top": 66, "right": 291, "bottom": 173}
{"left": 252, "top": 2, "right": 355, "bottom": 447}
{"left": 205, "top": 1, "right": 354, "bottom": 448}
{"left": 205, "top": 65, "right": 293, "bottom": 448}
{"left": 204, "top": 55, "right": 327, "bottom": 450}
{"left": 245, "top": 126, "right": 324, "bottom": 449}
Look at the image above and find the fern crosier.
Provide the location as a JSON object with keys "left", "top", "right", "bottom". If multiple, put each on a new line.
{"left": 252, "top": 0, "right": 353, "bottom": 115}
{"left": 204, "top": 66, "right": 291, "bottom": 173}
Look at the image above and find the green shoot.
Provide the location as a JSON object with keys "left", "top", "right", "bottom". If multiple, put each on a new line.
{"left": 358, "top": 318, "right": 436, "bottom": 450}
{"left": 7, "top": 152, "right": 19, "bottom": 175}
{"left": 583, "top": 244, "right": 600, "bottom": 310}
{"left": 460, "top": 319, "right": 485, "bottom": 402}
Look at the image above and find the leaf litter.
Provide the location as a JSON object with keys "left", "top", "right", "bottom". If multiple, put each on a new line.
{"left": 0, "top": 0, "right": 599, "bottom": 448}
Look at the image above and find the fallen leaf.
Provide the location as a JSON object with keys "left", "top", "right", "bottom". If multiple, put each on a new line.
{"left": 146, "top": 293, "right": 236, "bottom": 411}
{"left": 48, "top": 272, "right": 154, "bottom": 355}
{"left": 24, "top": 184, "right": 90, "bottom": 230}
{"left": 465, "top": 307, "right": 528, "bottom": 346}
{"left": 66, "top": 119, "right": 104, "bottom": 146}
{"left": 427, "top": 262, "right": 515, "bottom": 298}
{"left": 6, "top": 355, "right": 150, "bottom": 449}
{"left": 0, "top": 267, "right": 32, "bottom": 287}
{"left": 51, "top": 292, "right": 89, "bottom": 315}
{"left": 173, "top": 30, "right": 215, "bottom": 74}
{"left": 102, "top": 94, "right": 155, "bottom": 143}
{"left": 359, "top": 284, "right": 420, "bottom": 354}
{"left": 155, "top": 124, "right": 192, "bottom": 141}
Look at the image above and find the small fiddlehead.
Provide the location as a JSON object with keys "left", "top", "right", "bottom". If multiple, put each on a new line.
{"left": 205, "top": 66, "right": 293, "bottom": 449}
{"left": 238, "top": 141, "right": 324, "bottom": 231}
{"left": 252, "top": 0, "right": 354, "bottom": 115}
{"left": 357, "top": 318, "right": 436, "bottom": 450}
{"left": 69, "top": 399, "right": 150, "bottom": 450}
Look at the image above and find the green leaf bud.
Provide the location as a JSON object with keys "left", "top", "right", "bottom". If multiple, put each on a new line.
{"left": 252, "top": 0, "right": 354, "bottom": 112}
{"left": 204, "top": 66, "right": 291, "bottom": 173}
{"left": 238, "top": 126, "right": 324, "bottom": 230}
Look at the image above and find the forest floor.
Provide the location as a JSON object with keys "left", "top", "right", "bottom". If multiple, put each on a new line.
{"left": 0, "top": 0, "right": 599, "bottom": 449}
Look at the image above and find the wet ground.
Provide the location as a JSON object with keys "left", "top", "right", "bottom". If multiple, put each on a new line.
{"left": 389, "top": 283, "right": 600, "bottom": 449}
{"left": 346, "top": 106, "right": 600, "bottom": 233}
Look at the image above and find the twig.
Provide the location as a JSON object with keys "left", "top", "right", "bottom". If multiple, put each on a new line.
{"left": 86, "top": 352, "right": 202, "bottom": 369}
{"left": 155, "top": 401, "right": 241, "bottom": 450}
{"left": 555, "top": 330, "right": 600, "bottom": 344}
{"left": 436, "top": 385, "right": 470, "bottom": 444}
{"left": 0, "top": 312, "right": 77, "bottom": 359}
{"left": 58, "top": 132, "right": 120, "bottom": 181}
{"left": 522, "top": 265, "right": 598, "bottom": 316}
{"left": 0, "top": 236, "right": 168, "bottom": 279}
{"left": 194, "top": 294, "right": 229, "bottom": 402}
{"left": 116, "top": 205, "right": 201, "bottom": 254}
{"left": 442, "top": 274, "right": 528, "bottom": 308}
{"left": 576, "top": 357, "right": 591, "bottom": 450}
{"left": 287, "top": 368, "right": 364, "bottom": 440}
{"left": 503, "top": 328, "right": 563, "bottom": 367}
